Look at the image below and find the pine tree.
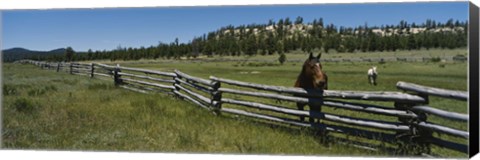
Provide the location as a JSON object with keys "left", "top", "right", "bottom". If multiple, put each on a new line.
{"left": 65, "top": 47, "right": 75, "bottom": 62}
{"left": 87, "top": 49, "right": 93, "bottom": 60}
{"left": 295, "top": 16, "right": 303, "bottom": 25}
{"left": 278, "top": 53, "right": 286, "bottom": 65}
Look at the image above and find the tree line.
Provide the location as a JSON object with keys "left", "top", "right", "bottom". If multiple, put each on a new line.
{"left": 32, "top": 17, "right": 468, "bottom": 62}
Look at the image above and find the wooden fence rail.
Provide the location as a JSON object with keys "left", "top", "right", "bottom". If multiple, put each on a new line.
{"left": 397, "top": 81, "right": 468, "bottom": 101}
{"left": 410, "top": 106, "right": 468, "bottom": 122}
{"left": 220, "top": 98, "right": 411, "bottom": 131}
{"left": 217, "top": 86, "right": 418, "bottom": 119}
{"left": 210, "top": 76, "right": 427, "bottom": 103}
{"left": 119, "top": 66, "right": 176, "bottom": 77}
{"left": 18, "top": 59, "right": 470, "bottom": 156}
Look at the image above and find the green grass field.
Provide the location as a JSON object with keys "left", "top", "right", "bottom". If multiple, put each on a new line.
{"left": 2, "top": 63, "right": 389, "bottom": 156}
{"left": 2, "top": 49, "right": 469, "bottom": 157}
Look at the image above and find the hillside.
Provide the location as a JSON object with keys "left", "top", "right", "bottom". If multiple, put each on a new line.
{"left": 84, "top": 18, "right": 466, "bottom": 62}
{"left": 2, "top": 47, "right": 66, "bottom": 62}
{"left": 195, "top": 18, "right": 467, "bottom": 56}
{"left": 220, "top": 23, "right": 465, "bottom": 38}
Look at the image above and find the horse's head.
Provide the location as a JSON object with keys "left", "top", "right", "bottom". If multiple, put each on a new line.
{"left": 298, "top": 52, "right": 328, "bottom": 89}
{"left": 302, "top": 52, "right": 322, "bottom": 72}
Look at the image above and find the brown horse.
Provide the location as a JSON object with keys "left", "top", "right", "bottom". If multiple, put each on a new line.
{"left": 294, "top": 52, "right": 328, "bottom": 123}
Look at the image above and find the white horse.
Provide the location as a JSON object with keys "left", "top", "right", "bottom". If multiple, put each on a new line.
{"left": 367, "top": 66, "right": 378, "bottom": 85}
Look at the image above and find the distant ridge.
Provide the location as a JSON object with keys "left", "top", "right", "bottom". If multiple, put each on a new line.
{"left": 48, "top": 48, "right": 67, "bottom": 54}
{"left": 2, "top": 47, "right": 66, "bottom": 62}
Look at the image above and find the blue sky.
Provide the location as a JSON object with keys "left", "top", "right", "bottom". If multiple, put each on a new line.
{"left": 2, "top": 2, "right": 469, "bottom": 52}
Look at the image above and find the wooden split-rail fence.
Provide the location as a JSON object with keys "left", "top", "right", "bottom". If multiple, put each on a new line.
{"left": 17, "top": 59, "right": 470, "bottom": 156}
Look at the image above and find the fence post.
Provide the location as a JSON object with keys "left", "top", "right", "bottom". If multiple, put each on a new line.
{"left": 69, "top": 63, "right": 73, "bottom": 74}
{"left": 113, "top": 64, "right": 122, "bottom": 86}
{"left": 90, "top": 63, "right": 95, "bottom": 78}
{"left": 56, "top": 63, "right": 60, "bottom": 72}
{"left": 394, "top": 100, "right": 432, "bottom": 155}
{"left": 211, "top": 81, "right": 222, "bottom": 115}
{"left": 410, "top": 93, "right": 432, "bottom": 155}
{"left": 174, "top": 73, "right": 181, "bottom": 94}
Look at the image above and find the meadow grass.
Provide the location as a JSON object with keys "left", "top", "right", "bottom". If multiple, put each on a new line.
{"left": 3, "top": 63, "right": 390, "bottom": 157}
{"left": 90, "top": 48, "right": 466, "bottom": 63}
{"left": 103, "top": 49, "right": 468, "bottom": 157}
{"left": 2, "top": 49, "right": 469, "bottom": 157}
